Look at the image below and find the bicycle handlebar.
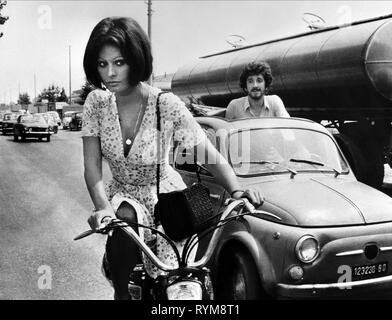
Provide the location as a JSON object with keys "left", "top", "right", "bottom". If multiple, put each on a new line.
{"left": 74, "top": 198, "right": 257, "bottom": 272}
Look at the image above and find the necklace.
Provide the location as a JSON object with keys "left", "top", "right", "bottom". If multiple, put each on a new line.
{"left": 125, "top": 103, "right": 143, "bottom": 146}
{"left": 118, "top": 84, "right": 145, "bottom": 147}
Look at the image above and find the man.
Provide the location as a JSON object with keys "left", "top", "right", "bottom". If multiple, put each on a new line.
{"left": 225, "top": 62, "right": 289, "bottom": 119}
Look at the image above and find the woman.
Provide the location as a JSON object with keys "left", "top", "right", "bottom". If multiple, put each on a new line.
{"left": 82, "top": 16, "right": 264, "bottom": 300}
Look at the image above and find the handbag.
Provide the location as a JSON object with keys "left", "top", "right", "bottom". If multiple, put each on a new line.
{"left": 153, "top": 92, "right": 214, "bottom": 241}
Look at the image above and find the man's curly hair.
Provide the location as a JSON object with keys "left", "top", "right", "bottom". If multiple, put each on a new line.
{"left": 239, "top": 62, "right": 273, "bottom": 92}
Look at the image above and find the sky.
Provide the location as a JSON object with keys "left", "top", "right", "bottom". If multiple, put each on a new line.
{"left": 1, "top": 0, "right": 392, "bottom": 103}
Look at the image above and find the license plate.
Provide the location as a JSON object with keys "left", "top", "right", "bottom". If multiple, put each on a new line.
{"left": 352, "top": 261, "right": 388, "bottom": 280}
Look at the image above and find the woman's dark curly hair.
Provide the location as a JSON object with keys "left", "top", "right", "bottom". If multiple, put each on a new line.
{"left": 239, "top": 62, "right": 273, "bottom": 92}
{"left": 83, "top": 17, "right": 153, "bottom": 88}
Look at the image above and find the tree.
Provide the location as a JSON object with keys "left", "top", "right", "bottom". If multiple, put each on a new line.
{"left": 18, "top": 93, "right": 31, "bottom": 105}
{"left": 37, "top": 85, "right": 67, "bottom": 103}
{"left": 58, "top": 88, "right": 68, "bottom": 102}
{"left": 79, "top": 80, "right": 96, "bottom": 103}
{"left": 0, "top": 1, "right": 9, "bottom": 38}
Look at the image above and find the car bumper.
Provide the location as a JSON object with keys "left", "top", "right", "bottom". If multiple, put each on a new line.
{"left": 2, "top": 127, "right": 13, "bottom": 133}
{"left": 276, "top": 274, "right": 392, "bottom": 299}
{"left": 23, "top": 132, "right": 52, "bottom": 137}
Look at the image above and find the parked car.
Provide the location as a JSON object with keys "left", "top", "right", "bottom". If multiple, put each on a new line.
{"left": 69, "top": 112, "right": 83, "bottom": 131}
{"left": 62, "top": 111, "right": 75, "bottom": 129}
{"left": 13, "top": 114, "right": 51, "bottom": 142}
{"left": 0, "top": 111, "right": 8, "bottom": 131}
{"left": 2, "top": 112, "right": 21, "bottom": 135}
{"left": 43, "top": 112, "right": 59, "bottom": 133}
{"left": 46, "top": 111, "right": 61, "bottom": 126}
{"left": 174, "top": 116, "right": 392, "bottom": 299}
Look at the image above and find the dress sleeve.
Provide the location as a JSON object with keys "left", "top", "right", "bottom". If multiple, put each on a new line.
{"left": 164, "top": 93, "right": 206, "bottom": 149}
{"left": 81, "top": 91, "right": 101, "bottom": 137}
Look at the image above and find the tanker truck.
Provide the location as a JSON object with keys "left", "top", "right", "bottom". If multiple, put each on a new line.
{"left": 171, "top": 14, "right": 392, "bottom": 188}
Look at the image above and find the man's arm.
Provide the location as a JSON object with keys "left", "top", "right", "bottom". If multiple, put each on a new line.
{"left": 274, "top": 96, "right": 290, "bottom": 117}
{"left": 225, "top": 101, "right": 236, "bottom": 119}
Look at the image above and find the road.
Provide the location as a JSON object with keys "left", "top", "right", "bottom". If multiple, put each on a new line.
{"left": 0, "top": 128, "right": 113, "bottom": 300}
{"left": 2, "top": 126, "right": 392, "bottom": 300}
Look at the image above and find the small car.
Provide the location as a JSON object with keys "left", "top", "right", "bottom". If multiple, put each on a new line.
{"left": 62, "top": 111, "right": 75, "bottom": 129}
{"left": 0, "top": 111, "right": 8, "bottom": 131}
{"left": 69, "top": 112, "right": 83, "bottom": 131}
{"left": 174, "top": 116, "right": 392, "bottom": 299}
{"left": 46, "top": 111, "right": 61, "bottom": 126}
{"left": 42, "top": 112, "right": 59, "bottom": 133}
{"left": 2, "top": 112, "right": 20, "bottom": 135}
{"left": 13, "top": 114, "right": 52, "bottom": 142}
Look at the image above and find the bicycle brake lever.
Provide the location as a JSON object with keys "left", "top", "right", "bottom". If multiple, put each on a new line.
{"left": 73, "top": 221, "right": 118, "bottom": 241}
{"left": 73, "top": 229, "right": 97, "bottom": 241}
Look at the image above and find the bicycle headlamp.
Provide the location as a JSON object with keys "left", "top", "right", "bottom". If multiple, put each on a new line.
{"left": 166, "top": 280, "right": 203, "bottom": 300}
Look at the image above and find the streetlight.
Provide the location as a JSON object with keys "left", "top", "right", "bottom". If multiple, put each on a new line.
{"left": 69, "top": 45, "right": 72, "bottom": 105}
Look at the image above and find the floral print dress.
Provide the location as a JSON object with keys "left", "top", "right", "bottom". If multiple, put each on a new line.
{"left": 82, "top": 85, "right": 206, "bottom": 278}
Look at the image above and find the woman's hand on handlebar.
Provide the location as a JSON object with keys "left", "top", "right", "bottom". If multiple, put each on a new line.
{"left": 231, "top": 188, "right": 264, "bottom": 207}
{"left": 87, "top": 208, "right": 116, "bottom": 231}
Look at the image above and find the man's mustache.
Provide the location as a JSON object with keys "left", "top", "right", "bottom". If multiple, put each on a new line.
{"left": 251, "top": 88, "right": 262, "bottom": 92}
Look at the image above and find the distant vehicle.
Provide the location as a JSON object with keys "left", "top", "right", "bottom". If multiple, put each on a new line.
{"left": 13, "top": 114, "right": 51, "bottom": 142}
{"left": 2, "top": 112, "right": 21, "bottom": 135}
{"left": 0, "top": 111, "right": 9, "bottom": 131}
{"left": 43, "top": 112, "right": 59, "bottom": 133}
{"left": 69, "top": 112, "right": 83, "bottom": 131}
{"left": 61, "top": 111, "right": 75, "bottom": 130}
{"left": 46, "top": 111, "right": 61, "bottom": 126}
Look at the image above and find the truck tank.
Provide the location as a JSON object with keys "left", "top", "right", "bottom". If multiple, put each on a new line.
{"left": 172, "top": 15, "right": 392, "bottom": 120}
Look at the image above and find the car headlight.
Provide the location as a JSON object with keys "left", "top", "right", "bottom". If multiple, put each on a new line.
{"left": 166, "top": 280, "right": 203, "bottom": 300}
{"left": 295, "top": 235, "right": 320, "bottom": 263}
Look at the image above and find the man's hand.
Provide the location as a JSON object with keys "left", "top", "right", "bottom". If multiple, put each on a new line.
{"left": 232, "top": 188, "right": 264, "bottom": 207}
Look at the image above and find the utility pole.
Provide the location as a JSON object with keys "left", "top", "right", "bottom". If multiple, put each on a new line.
{"left": 147, "top": 0, "right": 152, "bottom": 40}
{"left": 34, "top": 74, "right": 37, "bottom": 102}
{"left": 146, "top": 0, "right": 153, "bottom": 85}
{"left": 69, "top": 45, "right": 72, "bottom": 105}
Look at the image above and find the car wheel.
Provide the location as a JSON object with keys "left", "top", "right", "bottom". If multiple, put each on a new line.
{"left": 217, "top": 248, "right": 264, "bottom": 300}
{"left": 14, "top": 134, "right": 18, "bottom": 141}
{"left": 46, "top": 135, "right": 50, "bottom": 142}
{"left": 38, "top": 137, "right": 42, "bottom": 141}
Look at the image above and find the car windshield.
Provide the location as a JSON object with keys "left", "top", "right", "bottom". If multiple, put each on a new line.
{"left": 31, "top": 114, "right": 46, "bottom": 123}
{"left": 75, "top": 113, "right": 82, "bottom": 119}
{"left": 229, "top": 128, "right": 349, "bottom": 176}
{"left": 48, "top": 112, "right": 59, "bottom": 119}
{"left": 20, "top": 115, "right": 37, "bottom": 123}
{"left": 4, "top": 113, "right": 18, "bottom": 121}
